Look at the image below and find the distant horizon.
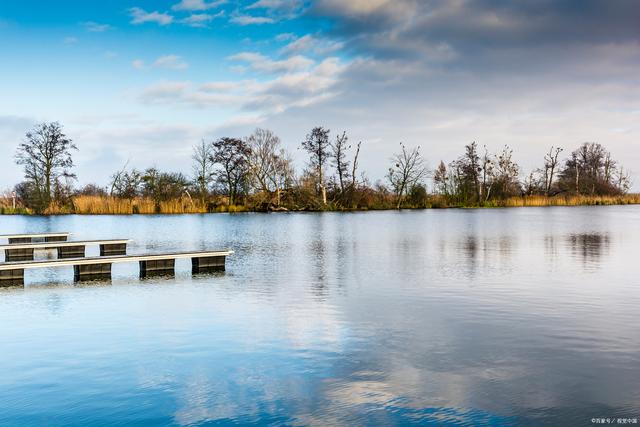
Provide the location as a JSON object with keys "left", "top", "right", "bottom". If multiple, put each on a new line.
{"left": 1, "top": 0, "right": 639, "bottom": 190}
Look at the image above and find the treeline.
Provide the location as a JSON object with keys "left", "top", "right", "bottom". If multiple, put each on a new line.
{"left": 2, "top": 121, "right": 635, "bottom": 214}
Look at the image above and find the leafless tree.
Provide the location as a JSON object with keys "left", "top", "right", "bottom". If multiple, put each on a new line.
{"left": 192, "top": 139, "right": 214, "bottom": 204}
{"left": 433, "top": 161, "right": 448, "bottom": 195}
{"left": 301, "top": 126, "right": 331, "bottom": 204}
{"left": 331, "top": 131, "right": 351, "bottom": 195}
{"left": 493, "top": 145, "right": 521, "bottom": 198}
{"left": 387, "top": 143, "right": 428, "bottom": 209}
{"left": 245, "top": 128, "right": 295, "bottom": 206}
{"left": 110, "top": 162, "right": 142, "bottom": 199}
{"left": 15, "top": 121, "right": 77, "bottom": 211}
{"left": 211, "top": 137, "right": 251, "bottom": 206}
{"left": 480, "top": 145, "right": 494, "bottom": 201}
{"left": 351, "top": 141, "right": 362, "bottom": 190}
{"left": 543, "top": 146, "right": 563, "bottom": 195}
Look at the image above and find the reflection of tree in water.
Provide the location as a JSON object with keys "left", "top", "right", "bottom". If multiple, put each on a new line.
{"left": 566, "top": 233, "right": 611, "bottom": 265}
{"left": 308, "top": 216, "right": 328, "bottom": 300}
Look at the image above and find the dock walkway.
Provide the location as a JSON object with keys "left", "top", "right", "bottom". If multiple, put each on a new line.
{"left": 0, "top": 250, "right": 233, "bottom": 284}
{"left": 0, "top": 239, "right": 130, "bottom": 261}
{"left": 0, "top": 232, "right": 70, "bottom": 244}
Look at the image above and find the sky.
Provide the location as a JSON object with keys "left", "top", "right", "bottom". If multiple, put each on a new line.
{"left": 1, "top": 0, "right": 639, "bottom": 189}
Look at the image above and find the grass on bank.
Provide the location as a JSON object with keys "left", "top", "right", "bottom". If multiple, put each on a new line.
{"left": 2, "top": 193, "right": 639, "bottom": 215}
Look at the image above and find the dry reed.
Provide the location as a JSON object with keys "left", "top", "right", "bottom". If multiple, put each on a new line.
{"left": 72, "top": 195, "right": 207, "bottom": 214}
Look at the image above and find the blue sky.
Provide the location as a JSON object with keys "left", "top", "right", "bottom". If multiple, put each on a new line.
{"left": 1, "top": 0, "right": 639, "bottom": 188}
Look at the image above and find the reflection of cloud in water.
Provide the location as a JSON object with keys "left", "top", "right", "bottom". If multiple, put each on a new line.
{"left": 294, "top": 365, "right": 519, "bottom": 426}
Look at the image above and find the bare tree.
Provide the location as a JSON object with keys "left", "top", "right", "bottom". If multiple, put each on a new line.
{"left": 301, "top": 127, "right": 331, "bottom": 204}
{"left": 351, "top": 141, "right": 362, "bottom": 190}
{"left": 110, "top": 162, "right": 142, "bottom": 199}
{"left": 543, "top": 146, "right": 563, "bottom": 195}
{"left": 211, "top": 137, "right": 251, "bottom": 206}
{"left": 192, "top": 139, "right": 215, "bottom": 204}
{"left": 331, "top": 131, "right": 351, "bottom": 195}
{"left": 15, "top": 121, "right": 77, "bottom": 211}
{"left": 480, "top": 145, "right": 494, "bottom": 201}
{"left": 387, "top": 143, "right": 428, "bottom": 209}
{"left": 246, "top": 128, "right": 282, "bottom": 193}
{"left": 492, "top": 145, "right": 521, "bottom": 198}
{"left": 245, "top": 128, "right": 296, "bottom": 207}
{"left": 433, "top": 161, "right": 448, "bottom": 195}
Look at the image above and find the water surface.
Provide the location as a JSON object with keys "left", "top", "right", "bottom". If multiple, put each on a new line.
{"left": 0, "top": 207, "right": 639, "bottom": 426}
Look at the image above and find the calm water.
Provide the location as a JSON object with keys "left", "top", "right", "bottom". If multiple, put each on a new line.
{"left": 0, "top": 207, "right": 639, "bottom": 426}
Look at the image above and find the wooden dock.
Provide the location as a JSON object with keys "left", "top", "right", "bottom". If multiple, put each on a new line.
{"left": 0, "top": 239, "right": 131, "bottom": 261}
{"left": 0, "top": 250, "right": 233, "bottom": 285}
{"left": 0, "top": 232, "right": 70, "bottom": 244}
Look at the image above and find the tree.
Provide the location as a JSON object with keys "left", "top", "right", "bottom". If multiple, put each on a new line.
{"left": 15, "top": 121, "right": 77, "bottom": 211}
{"left": 387, "top": 143, "right": 428, "bottom": 209}
{"left": 211, "top": 137, "right": 251, "bottom": 206}
{"left": 301, "top": 126, "right": 331, "bottom": 204}
{"left": 192, "top": 139, "right": 214, "bottom": 204}
{"left": 245, "top": 128, "right": 295, "bottom": 207}
{"left": 543, "top": 146, "right": 563, "bottom": 195}
{"left": 558, "top": 142, "right": 622, "bottom": 195}
{"left": 462, "top": 142, "right": 482, "bottom": 202}
{"left": 331, "top": 131, "right": 351, "bottom": 195}
{"left": 351, "top": 141, "right": 362, "bottom": 190}
{"left": 141, "top": 168, "right": 190, "bottom": 206}
{"left": 480, "top": 145, "right": 494, "bottom": 201}
{"left": 110, "top": 164, "right": 142, "bottom": 199}
{"left": 492, "top": 145, "right": 520, "bottom": 198}
{"left": 433, "top": 161, "right": 449, "bottom": 195}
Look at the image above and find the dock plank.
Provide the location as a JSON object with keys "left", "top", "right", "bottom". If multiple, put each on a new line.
{"left": 0, "top": 250, "right": 234, "bottom": 271}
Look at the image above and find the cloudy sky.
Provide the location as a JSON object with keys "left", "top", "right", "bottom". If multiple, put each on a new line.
{"left": 1, "top": 0, "right": 639, "bottom": 189}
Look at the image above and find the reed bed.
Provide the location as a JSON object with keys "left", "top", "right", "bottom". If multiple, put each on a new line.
{"left": 72, "top": 195, "right": 206, "bottom": 214}
{"left": 2, "top": 193, "right": 639, "bottom": 215}
{"left": 493, "top": 194, "right": 640, "bottom": 208}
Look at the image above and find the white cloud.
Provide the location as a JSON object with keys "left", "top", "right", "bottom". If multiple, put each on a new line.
{"left": 138, "top": 56, "right": 347, "bottom": 114}
{"left": 230, "top": 15, "right": 274, "bottom": 25}
{"left": 246, "top": 0, "right": 305, "bottom": 19}
{"left": 129, "top": 7, "right": 173, "bottom": 25}
{"left": 64, "top": 36, "right": 78, "bottom": 44}
{"left": 153, "top": 55, "right": 189, "bottom": 70}
{"left": 247, "top": 0, "right": 301, "bottom": 10}
{"left": 228, "top": 52, "right": 313, "bottom": 73}
{"left": 172, "top": 0, "right": 226, "bottom": 11}
{"left": 275, "top": 32, "right": 296, "bottom": 42}
{"left": 280, "top": 34, "right": 344, "bottom": 56}
{"left": 132, "top": 55, "right": 189, "bottom": 70}
{"left": 81, "top": 21, "right": 112, "bottom": 32}
{"left": 180, "top": 12, "right": 224, "bottom": 27}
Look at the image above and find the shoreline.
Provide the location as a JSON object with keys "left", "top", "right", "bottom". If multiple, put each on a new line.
{"left": 2, "top": 194, "right": 639, "bottom": 215}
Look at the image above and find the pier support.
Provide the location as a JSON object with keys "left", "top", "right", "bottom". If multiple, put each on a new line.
{"left": 57, "top": 245, "right": 86, "bottom": 259}
{"left": 5, "top": 248, "right": 35, "bottom": 262}
{"left": 8, "top": 237, "right": 31, "bottom": 244}
{"left": 140, "top": 259, "right": 175, "bottom": 278}
{"left": 100, "top": 243, "right": 127, "bottom": 256}
{"left": 192, "top": 255, "right": 226, "bottom": 274}
{"left": 0, "top": 269, "right": 25, "bottom": 286}
{"left": 73, "top": 264, "right": 111, "bottom": 281}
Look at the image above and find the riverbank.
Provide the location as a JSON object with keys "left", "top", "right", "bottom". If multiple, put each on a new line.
{"left": 2, "top": 194, "right": 639, "bottom": 215}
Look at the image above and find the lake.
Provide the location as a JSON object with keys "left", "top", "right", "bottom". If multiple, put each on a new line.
{"left": 0, "top": 207, "right": 639, "bottom": 426}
